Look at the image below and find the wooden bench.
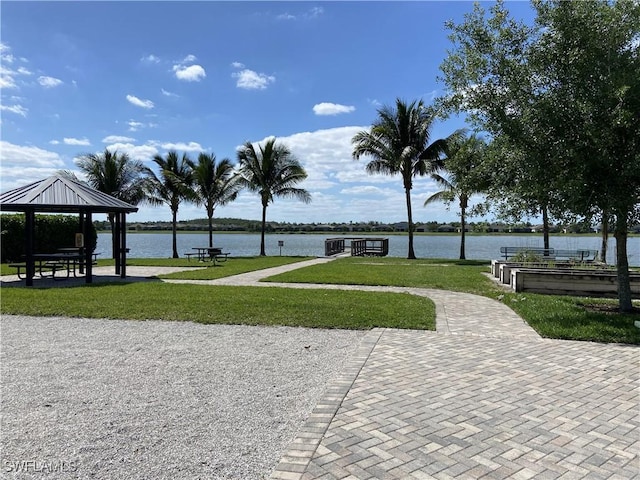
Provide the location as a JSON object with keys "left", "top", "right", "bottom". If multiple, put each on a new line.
{"left": 184, "top": 252, "right": 197, "bottom": 261}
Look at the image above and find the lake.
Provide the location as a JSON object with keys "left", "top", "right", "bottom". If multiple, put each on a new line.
{"left": 97, "top": 232, "right": 640, "bottom": 266}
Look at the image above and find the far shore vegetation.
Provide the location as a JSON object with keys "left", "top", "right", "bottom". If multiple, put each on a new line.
{"left": 93, "top": 217, "right": 640, "bottom": 236}
{"left": 1, "top": 256, "right": 638, "bottom": 344}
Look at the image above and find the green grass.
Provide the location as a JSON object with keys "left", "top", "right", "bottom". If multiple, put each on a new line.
{"left": 0, "top": 282, "right": 435, "bottom": 330}
{"left": 2, "top": 256, "right": 638, "bottom": 343}
{"left": 264, "top": 257, "right": 498, "bottom": 296}
{"left": 499, "top": 293, "right": 640, "bottom": 344}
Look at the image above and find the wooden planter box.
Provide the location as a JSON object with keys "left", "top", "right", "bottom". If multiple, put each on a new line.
{"left": 510, "top": 269, "right": 640, "bottom": 298}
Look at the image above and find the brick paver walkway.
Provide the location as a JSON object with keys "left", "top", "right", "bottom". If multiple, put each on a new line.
{"left": 246, "top": 262, "right": 639, "bottom": 479}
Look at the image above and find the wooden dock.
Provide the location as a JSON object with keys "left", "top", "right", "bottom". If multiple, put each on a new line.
{"left": 325, "top": 237, "right": 389, "bottom": 257}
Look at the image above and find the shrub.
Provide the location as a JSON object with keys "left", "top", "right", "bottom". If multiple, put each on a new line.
{"left": 0, "top": 213, "right": 97, "bottom": 263}
{"left": 512, "top": 250, "right": 544, "bottom": 263}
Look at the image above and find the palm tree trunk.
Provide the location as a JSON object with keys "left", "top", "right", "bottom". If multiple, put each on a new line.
{"left": 405, "top": 187, "right": 416, "bottom": 259}
{"left": 208, "top": 214, "right": 214, "bottom": 248}
{"left": 172, "top": 209, "right": 179, "bottom": 258}
{"left": 260, "top": 204, "right": 267, "bottom": 256}
{"left": 459, "top": 203, "right": 466, "bottom": 260}
{"left": 614, "top": 212, "right": 632, "bottom": 312}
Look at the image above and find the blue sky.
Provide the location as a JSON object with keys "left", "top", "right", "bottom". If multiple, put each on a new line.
{"left": 1, "top": 1, "right": 536, "bottom": 224}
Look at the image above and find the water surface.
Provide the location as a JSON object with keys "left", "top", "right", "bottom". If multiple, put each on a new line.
{"left": 97, "top": 232, "right": 640, "bottom": 266}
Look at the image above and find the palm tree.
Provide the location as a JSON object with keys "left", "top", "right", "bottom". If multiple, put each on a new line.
{"left": 237, "top": 138, "right": 310, "bottom": 256}
{"left": 145, "top": 151, "right": 193, "bottom": 258}
{"left": 424, "top": 135, "right": 487, "bottom": 260}
{"left": 352, "top": 98, "right": 463, "bottom": 259}
{"left": 189, "top": 152, "right": 241, "bottom": 248}
{"left": 75, "top": 149, "right": 148, "bottom": 258}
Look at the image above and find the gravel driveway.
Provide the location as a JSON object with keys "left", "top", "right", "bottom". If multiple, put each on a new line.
{"left": 1, "top": 315, "right": 364, "bottom": 479}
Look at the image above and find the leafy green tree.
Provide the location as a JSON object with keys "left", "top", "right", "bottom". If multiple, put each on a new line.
{"left": 75, "top": 149, "right": 148, "bottom": 258}
{"left": 439, "top": 0, "right": 639, "bottom": 311}
{"left": 424, "top": 135, "right": 487, "bottom": 259}
{"left": 189, "top": 153, "right": 241, "bottom": 248}
{"left": 352, "top": 98, "right": 463, "bottom": 259}
{"left": 146, "top": 151, "right": 194, "bottom": 258}
{"left": 237, "top": 138, "right": 311, "bottom": 256}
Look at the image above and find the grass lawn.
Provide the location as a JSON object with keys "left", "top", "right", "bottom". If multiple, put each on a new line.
{"left": 1, "top": 256, "right": 638, "bottom": 343}
{"left": 0, "top": 282, "right": 435, "bottom": 330}
{"left": 264, "top": 257, "right": 498, "bottom": 296}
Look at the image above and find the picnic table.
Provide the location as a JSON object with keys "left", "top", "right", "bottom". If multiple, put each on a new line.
{"left": 9, "top": 250, "right": 101, "bottom": 280}
{"left": 189, "top": 247, "right": 230, "bottom": 264}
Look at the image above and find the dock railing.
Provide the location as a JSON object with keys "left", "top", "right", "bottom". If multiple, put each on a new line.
{"left": 351, "top": 238, "right": 389, "bottom": 257}
{"left": 325, "top": 238, "right": 345, "bottom": 256}
{"left": 324, "top": 237, "right": 389, "bottom": 257}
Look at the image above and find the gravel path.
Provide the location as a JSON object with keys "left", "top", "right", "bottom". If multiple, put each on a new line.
{"left": 1, "top": 315, "right": 365, "bottom": 479}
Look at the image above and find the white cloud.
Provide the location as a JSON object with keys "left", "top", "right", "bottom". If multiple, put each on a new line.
{"left": 182, "top": 54, "right": 197, "bottom": 63}
{"left": 0, "top": 75, "right": 17, "bottom": 89}
{"left": 173, "top": 64, "right": 206, "bottom": 82}
{"left": 102, "top": 135, "right": 135, "bottom": 143}
{"left": 127, "top": 121, "right": 143, "bottom": 132}
{"left": 103, "top": 142, "right": 159, "bottom": 162}
{"left": 0, "top": 141, "right": 66, "bottom": 190}
{"left": 275, "top": 7, "right": 323, "bottom": 21}
{"left": 157, "top": 141, "right": 203, "bottom": 152}
{"left": 0, "top": 104, "right": 28, "bottom": 117}
{"left": 141, "top": 54, "right": 160, "bottom": 64}
{"left": 38, "top": 76, "right": 63, "bottom": 88}
{"left": 313, "top": 102, "right": 356, "bottom": 116}
{"left": 49, "top": 140, "right": 60, "bottom": 145}
{"left": 0, "top": 42, "right": 14, "bottom": 63}
{"left": 161, "top": 88, "right": 179, "bottom": 97}
{"left": 231, "top": 61, "right": 245, "bottom": 69}
{"left": 126, "top": 94, "right": 155, "bottom": 109}
{"left": 232, "top": 68, "right": 275, "bottom": 90}
{"left": 277, "top": 13, "right": 296, "bottom": 20}
{"left": 340, "top": 185, "right": 390, "bottom": 196}
{"left": 63, "top": 137, "right": 91, "bottom": 146}
{"left": 305, "top": 7, "right": 324, "bottom": 18}
{"left": 0, "top": 44, "right": 31, "bottom": 91}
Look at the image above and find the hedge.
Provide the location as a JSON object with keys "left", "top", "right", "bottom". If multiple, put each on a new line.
{"left": 1, "top": 214, "right": 97, "bottom": 263}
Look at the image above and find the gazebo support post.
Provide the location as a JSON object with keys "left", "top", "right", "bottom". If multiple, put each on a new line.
{"left": 25, "top": 210, "right": 35, "bottom": 287}
{"left": 83, "top": 210, "right": 93, "bottom": 283}
{"left": 78, "top": 211, "right": 85, "bottom": 274}
{"left": 114, "top": 213, "right": 121, "bottom": 275}
{"left": 120, "top": 212, "right": 127, "bottom": 278}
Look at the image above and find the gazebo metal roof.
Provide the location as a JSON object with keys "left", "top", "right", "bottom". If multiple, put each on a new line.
{"left": 0, "top": 174, "right": 138, "bottom": 214}
{"left": 0, "top": 174, "right": 138, "bottom": 286}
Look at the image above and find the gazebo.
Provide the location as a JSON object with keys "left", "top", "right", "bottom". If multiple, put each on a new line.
{"left": 0, "top": 175, "right": 138, "bottom": 286}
